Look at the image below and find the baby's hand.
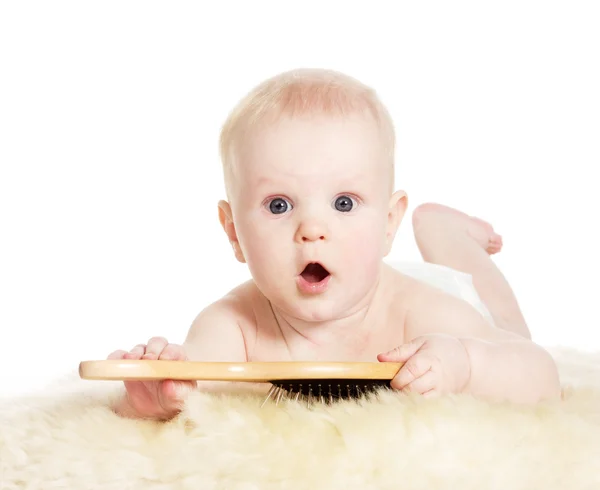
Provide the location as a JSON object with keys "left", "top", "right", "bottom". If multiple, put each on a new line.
{"left": 107, "top": 336, "right": 195, "bottom": 420}
{"left": 377, "top": 334, "right": 471, "bottom": 397}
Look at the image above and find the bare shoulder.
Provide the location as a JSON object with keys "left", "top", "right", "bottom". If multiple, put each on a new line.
{"left": 183, "top": 280, "right": 262, "bottom": 361}
{"left": 389, "top": 267, "right": 521, "bottom": 343}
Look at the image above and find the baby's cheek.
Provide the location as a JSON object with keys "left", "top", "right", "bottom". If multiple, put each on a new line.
{"left": 351, "top": 222, "right": 384, "bottom": 253}
{"left": 243, "top": 235, "right": 291, "bottom": 281}
{"left": 344, "top": 221, "right": 387, "bottom": 266}
{"left": 339, "top": 231, "right": 380, "bottom": 268}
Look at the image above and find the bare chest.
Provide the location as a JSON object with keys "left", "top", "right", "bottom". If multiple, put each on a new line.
{"left": 243, "top": 300, "right": 407, "bottom": 363}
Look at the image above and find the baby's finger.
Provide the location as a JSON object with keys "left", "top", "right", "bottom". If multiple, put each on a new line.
{"left": 124, "top": 344, "right": 146, "bottom": 359}
{"left": 159, "top": 379, "right": 195, "bottom": 410}
{"left": 144, "top": 337, "right": 169, "bottom": 359}
{"left": 377, "top": 337, "right": 426, "bottom": 363}
{"left": 107, "top": 349, "right": 127, "bottom": 360}
{"left": 390, "top": 355, "right": 432, "bottom": 390}
{"left": 159, "top": 343, "right": 187, "bottom": 361}
{"left": 399, "top": 370, "right": 437, "bottom": 395}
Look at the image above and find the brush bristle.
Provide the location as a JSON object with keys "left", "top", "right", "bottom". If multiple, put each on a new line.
{"left": 261, "top": 379, "right": 391, "bottom": 406}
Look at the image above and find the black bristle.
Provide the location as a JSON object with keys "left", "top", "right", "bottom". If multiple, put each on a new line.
{"left": 271, "top": 378, "right": 391, "bottom": 402}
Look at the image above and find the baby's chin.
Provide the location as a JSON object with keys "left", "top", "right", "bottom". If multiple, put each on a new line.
{"left": 285, "top": 303, "right": 340, "bottom": 323}
{"left": 271, "top": 293, "right": 365, "bottom": 324}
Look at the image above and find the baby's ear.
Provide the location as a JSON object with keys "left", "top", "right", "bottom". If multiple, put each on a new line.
{"left": 218, "top": 200, "right": 246, "bottom": 263}
{"left": 384, "top": 190, "right": 408, "bottom": 255}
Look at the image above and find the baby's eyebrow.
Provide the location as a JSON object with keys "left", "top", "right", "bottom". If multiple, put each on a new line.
{"left": 256, "top": 176, "right": 275, "bottom": 186}
{"left": 335, "top": 174, "right": 372, "bottom": 187}
{"left": 251, "top": 173, "right": 373, "bottom": 193}
{"left": 251, "top": 177, "right": 282, "bottom": 192}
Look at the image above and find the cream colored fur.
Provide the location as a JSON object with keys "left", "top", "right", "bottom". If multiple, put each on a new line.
{"left": 2, "top": 347, "right": 600, "bottom": 489}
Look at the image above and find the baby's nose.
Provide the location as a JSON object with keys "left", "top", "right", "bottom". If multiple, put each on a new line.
{"left": 295, "top": 220, "right": 328, "bottom": 243}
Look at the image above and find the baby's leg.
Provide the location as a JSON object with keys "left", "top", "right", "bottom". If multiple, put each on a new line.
{"left": 412, "top": 203, "right": 531, "bottom": 339}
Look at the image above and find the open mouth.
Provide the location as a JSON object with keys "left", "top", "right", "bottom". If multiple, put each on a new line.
{"left": 300, "top": 262, "right": 330, "bottom": 283}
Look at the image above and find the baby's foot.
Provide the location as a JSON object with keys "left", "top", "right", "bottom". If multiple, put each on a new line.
{"left": 413, "top": 203, "right": 503, "bottom": 255}
{"left": 468, "top": 215, "right": 503, "bottom": 254}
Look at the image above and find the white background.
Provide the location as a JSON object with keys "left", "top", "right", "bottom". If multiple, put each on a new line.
{"left": 1, "top": 1, "right": 599, "bottom": 397}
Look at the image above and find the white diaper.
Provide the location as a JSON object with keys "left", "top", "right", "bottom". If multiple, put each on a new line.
{"left": 386, "top": 260, "right": 495, "bottom": 326}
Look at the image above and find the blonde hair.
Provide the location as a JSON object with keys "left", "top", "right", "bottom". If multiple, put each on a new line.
{"left": 219, "top": 68, "right": 396, "bottom": 194}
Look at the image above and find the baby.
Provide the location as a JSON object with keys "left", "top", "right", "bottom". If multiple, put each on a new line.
{"left": 108, "top": 68, "right": 561, "bottom": 421}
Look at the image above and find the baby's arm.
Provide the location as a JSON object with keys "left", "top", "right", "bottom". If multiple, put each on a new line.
{"left": 184, "top": 299, "right": 249, "bottom": 363}
{"left": 403, "top": 291, "right": 561, "bottom": 404}
{"left": 182, "top": 298, "right": 267, "bottom": 394}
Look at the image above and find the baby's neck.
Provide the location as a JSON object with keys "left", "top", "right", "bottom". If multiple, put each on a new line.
{"left": 270, "top": 270, "right": 389, "bottom": 358}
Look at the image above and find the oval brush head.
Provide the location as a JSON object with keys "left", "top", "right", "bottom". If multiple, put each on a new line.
{"left": 79, "top": 360, "right": 402, "bottom": 405}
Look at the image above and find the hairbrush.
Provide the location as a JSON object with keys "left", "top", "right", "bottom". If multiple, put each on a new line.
{"left": 78, "top": 360, "right": 403, "bottom": 406}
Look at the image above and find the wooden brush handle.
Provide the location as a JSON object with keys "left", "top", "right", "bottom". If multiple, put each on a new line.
{"left": 79, "top": 360, "right": 403, "bottom": 382}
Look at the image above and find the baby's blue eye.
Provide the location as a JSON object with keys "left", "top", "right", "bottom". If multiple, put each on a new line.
{"left": 269, "top": 198, "right": 292, "bottom": 214}
{"left": 334, "top": 195, "right": 354, "bottom": 212}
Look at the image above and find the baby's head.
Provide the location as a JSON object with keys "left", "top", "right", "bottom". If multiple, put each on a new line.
{"left": 217, "top": 68, "right": 407, "bottom": 322}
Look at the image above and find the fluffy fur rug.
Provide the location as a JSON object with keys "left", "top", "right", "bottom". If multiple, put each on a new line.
{"left": 2, "top": 347, "right": 600, "bottom": 489}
